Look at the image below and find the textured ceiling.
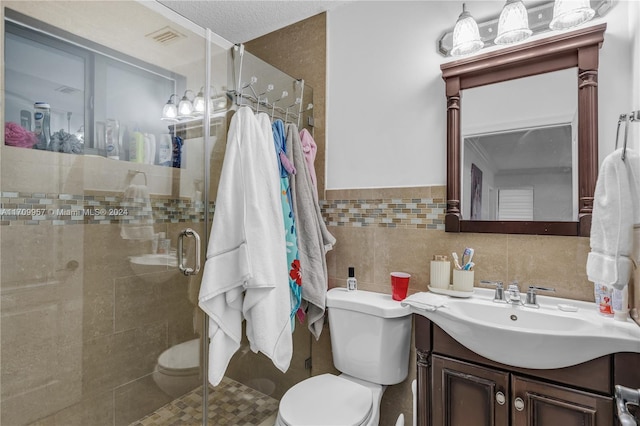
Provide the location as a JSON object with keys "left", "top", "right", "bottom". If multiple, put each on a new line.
{"left": 157, "top": 1, "right": 354, "bottom": 44}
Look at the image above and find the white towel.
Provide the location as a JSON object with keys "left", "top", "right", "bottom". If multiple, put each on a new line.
{"left": 400, "top": 292, "right": 449, "bottom": 312}
{"left": 199, "top": 107, "right": 292, "bottom": 386}
{"left": 244, "top": 112, "right": 293, "bottom": 370}
{"left": 119, "top": 184, "right": 154, "bottom": 240}
{"left": 587, "top": 148, "right": 640, "bottom": 290}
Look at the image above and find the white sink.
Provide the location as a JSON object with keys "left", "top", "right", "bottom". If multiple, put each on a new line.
{"left": 406, "top": 287, "right": 640, "bottom": 369}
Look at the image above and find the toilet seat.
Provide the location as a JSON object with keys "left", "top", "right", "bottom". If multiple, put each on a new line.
{"left": 278, "top": 374, "right": 373, "bottom": 426}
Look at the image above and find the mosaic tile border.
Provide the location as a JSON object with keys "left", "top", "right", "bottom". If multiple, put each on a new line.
{"left": 320, "top": 197, "right": 446, "bottom": 229}
{"left": 0, "top": 190, "right": 213, "bottom": 226}
{"left": 1, "top": 190, "right": 445, "bottom": 230}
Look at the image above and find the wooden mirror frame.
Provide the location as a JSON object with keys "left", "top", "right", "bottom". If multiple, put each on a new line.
{"left": 442, "top": 23, "right": 606, "bottom": 237}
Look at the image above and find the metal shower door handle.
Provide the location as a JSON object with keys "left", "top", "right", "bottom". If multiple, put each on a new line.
{"left": 178, "top": 228, "right": 201, "bottom": 276}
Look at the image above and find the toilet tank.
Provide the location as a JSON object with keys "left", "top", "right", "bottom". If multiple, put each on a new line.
{"left": 326, "top": 288, "right": 412, "bottom": 385}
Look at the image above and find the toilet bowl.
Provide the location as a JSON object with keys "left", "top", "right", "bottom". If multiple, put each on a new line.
{"left": 275, "top": 288, "right": 412, "bottom": 426}
{"left": 152, "top": 338, "right": 200, "bottom": 398}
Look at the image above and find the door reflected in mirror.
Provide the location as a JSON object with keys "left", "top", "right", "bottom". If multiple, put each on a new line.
{"left": 461, "top": 68, "right": 577, "bottom": 222}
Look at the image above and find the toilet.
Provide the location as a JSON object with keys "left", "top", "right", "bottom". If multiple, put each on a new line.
{"left": 152, "top": 338, "right": 201, "bottom": 398}
{"left": 275, "top": 288, "right": 412, "bottom": 426}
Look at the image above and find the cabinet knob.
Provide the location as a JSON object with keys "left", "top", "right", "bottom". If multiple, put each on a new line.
{"left": 496, "top": 391, "right": 506, "bottom": 405}
{"left": 514, "top": 397, "right": 525, "bottom": 411}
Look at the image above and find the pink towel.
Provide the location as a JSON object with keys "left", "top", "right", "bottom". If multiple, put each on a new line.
{"left": 299, "top": 129, "right": 318, "bottom": 198}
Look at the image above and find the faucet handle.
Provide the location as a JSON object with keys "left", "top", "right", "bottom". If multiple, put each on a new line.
{"left": 480, "top": 280, "right": 503, "bottom": 289}
{"left": 525, "top": 285, "right": 556, "bottom": 307}
{"left": 528, "top": 285, "right": 555, "bottom": 292}
{"left": 480, "top": 280, "right": 506, "bottom": 303}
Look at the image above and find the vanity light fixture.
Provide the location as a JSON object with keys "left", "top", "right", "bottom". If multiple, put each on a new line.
{"left": 162, "top": 87, "right": 230, "bottom": 122}
{"left": 193, "top": 86, "right": 229, "bottom": 114}
{"left": 495, "top": 0, "right": 532, "bottom": 45}
{"left": 161, "top": 94, "right": 178, "bottom": 121}
{"left": 178, "top": 90, "right": 195, "bottom": 117}
{"left": 450, "top": 3, "right": 484, "bottom": 57}
{"left": 438, "top": 0, "right": 611, "bottom": 57}
{"left": 193, "top": 87, "right": 206, "bottom": 114}
{"left": 549, "top": 0, "right": 595, "bottom": 30}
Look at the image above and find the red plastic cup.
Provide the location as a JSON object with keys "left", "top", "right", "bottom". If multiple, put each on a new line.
{"left": 391, "top": 272, "right": 411, "bottom": 301}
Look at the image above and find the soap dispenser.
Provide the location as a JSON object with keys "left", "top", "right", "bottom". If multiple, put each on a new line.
{"left": 347, "top": 267, "right": 357, "bottom": 291}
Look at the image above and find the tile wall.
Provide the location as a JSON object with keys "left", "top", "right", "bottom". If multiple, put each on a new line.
{"left": 0, "top": 146, "right": 206, "bottom": 425}
{"left": 315, "top": 185, "right": 597, "bottom": 424}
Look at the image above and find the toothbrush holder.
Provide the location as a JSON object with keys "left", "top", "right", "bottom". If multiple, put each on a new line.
{"left": 453, "top": 269, "right": 474, "bottom": 292}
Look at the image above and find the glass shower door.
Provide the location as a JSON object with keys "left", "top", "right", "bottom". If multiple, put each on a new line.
{"left": 0, "top": 2, "right": 216, "bottom": 424}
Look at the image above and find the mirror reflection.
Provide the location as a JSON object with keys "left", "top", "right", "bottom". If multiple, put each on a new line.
{"left": 461, "top": 68, "right": 578, "bottom": 222}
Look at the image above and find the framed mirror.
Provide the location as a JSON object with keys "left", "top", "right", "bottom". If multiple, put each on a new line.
{"left": 441, "top": 23, "right": 606, "bottom": 237}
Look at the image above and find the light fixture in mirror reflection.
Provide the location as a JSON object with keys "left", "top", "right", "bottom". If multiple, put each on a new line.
{"left": 461, "top": 68, "right": 578, "bottom": 222}
{"left": 162, "top": 88, "right": 229, "bottom": 122}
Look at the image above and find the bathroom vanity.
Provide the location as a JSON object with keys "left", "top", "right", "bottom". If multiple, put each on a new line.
{"left": 415, "top": 315, "right": 640, "bottom": 426}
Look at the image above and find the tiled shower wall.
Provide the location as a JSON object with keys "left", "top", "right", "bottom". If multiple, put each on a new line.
{"left": 0, "top": 147, "right": 205, "bottom": 426}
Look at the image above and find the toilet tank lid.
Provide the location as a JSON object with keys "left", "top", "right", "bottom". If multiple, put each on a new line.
{"left": 326, "top": 288, "right": 411, "bottom": 318}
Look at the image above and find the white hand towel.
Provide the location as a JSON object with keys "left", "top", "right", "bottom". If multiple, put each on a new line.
{"left": 401, "top": 292, "right": 449, "bottom": 312}
{"left": 587, "top": 148, "right": 640, "bottom": 290}
{"left": 119, "top": 184, "right": 154, "bottom": 240}
{"left": 199, "top": 107, "right": 292, "bottom": 386}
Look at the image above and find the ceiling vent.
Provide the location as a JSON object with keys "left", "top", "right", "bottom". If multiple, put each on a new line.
{"left": 146, "top": 26, "right": 186, "bottom": 45}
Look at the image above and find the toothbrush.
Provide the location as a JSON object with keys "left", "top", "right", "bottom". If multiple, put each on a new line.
{"left": 463, "top": 262, "right": 475, "bottom": 271}
{"left": 451, "top": 252, "right": 462, "bottom": 270}
{"left": 462, "top": 247, "right": 474, "bottom": 269}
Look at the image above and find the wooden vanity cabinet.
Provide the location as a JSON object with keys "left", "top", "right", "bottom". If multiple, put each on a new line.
{"left": 511, "top": 375, "right": 613, "bottom": 426}
{"left": 415, "top": 315, "right": 628, "bottom": 426}
{"left": 432, "top": 355, "right": 509, "bottom": 426}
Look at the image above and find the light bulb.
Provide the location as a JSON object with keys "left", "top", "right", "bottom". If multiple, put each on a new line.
{"left": 451, "top": 3, "right": 483, "bottom": 57}
{"left": 178, "top": 91, "right": 194, "bottom": 117}
{"left": 161, "top": 95, "right": 177, "bottom": 120}
{"left": 495, "top": 0, "right": 532, "bottom": 45}
{"left": 549, "top": 0, "right": 595, "bottom": 31}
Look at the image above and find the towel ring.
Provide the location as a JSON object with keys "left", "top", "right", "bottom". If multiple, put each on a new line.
{"left": 614, "top": 110, "right": 640, "bottom": 162}
{"left": 615, "top": 114, "right": 630, "bottom": 162}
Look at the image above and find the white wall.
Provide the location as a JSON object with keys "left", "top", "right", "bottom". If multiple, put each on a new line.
{"left": 326, "top": 1, "right": 636, "bottom": 190}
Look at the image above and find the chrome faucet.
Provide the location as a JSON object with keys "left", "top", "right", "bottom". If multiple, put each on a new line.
{"left": 506, "top": 281, "right": 522, "bottom": 305}
{"left": 524, "top": 285, "right": 556, "bottom": 308}
{"left": 480, "top": 280, "right": 506, "bottom": 303}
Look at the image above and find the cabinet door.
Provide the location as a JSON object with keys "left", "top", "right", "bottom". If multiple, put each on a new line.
{"left": 511, "top": 375, "right": 613, "bottom": 426}
{"left": 432, "top": 355, "right": 510, "bottom": 426}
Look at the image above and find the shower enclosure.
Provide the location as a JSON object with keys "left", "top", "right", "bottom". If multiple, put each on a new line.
{"left": 1, "top": 2, "right": 312, "bottom": 425}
